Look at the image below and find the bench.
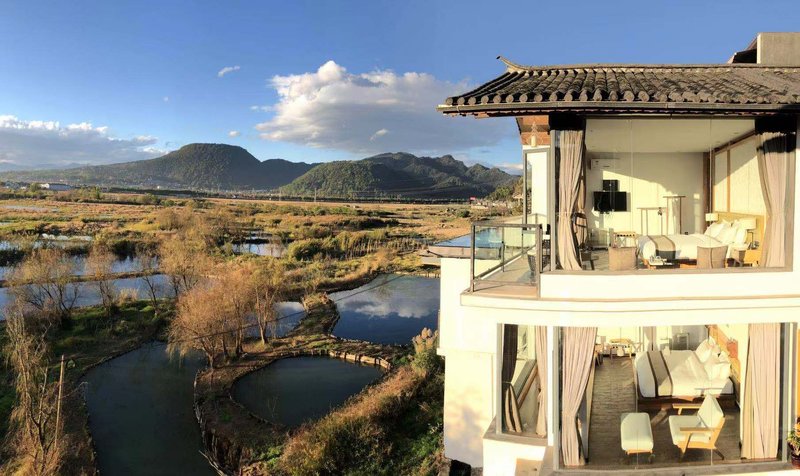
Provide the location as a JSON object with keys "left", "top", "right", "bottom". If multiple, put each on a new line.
{"left": 620, "top": 412, "right": 653, "bottom": 460}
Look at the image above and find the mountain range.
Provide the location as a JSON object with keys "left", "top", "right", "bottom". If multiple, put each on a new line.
{"left": 0, "top": 143, "right": 516, "bottom": 198}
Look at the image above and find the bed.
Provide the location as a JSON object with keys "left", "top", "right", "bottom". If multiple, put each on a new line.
{"left": 638, "top": 233, "right": 730, "bottom": 261}
{"left": 633, "top": 325, "right": 739, "bottom": 409}
{"left": 637, "top": 214, "right": 760, "bottom": 264}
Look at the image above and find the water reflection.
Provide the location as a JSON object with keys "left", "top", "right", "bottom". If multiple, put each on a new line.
{"left": 330, "top": 274, "right": 439, "bottom": 345}
{"left": 83, "top": 344, "right": 214, "bottom": 476}
{"left": 0, "top": 256, "right": 155, "bottom": 280}
{"left": 232, "top": 357, "right": 381, "bottom": 428}
{"left": 0, "top": 275, "right": 172, "bottom": 320}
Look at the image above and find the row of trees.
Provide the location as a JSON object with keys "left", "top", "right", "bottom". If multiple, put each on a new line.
{"left": 168, "top": 260, "right": 287, "bottom": 369}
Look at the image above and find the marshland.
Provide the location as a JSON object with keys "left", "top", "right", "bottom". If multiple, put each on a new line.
{"left": 0, "top": 188, "right": 488, "bottom": 475}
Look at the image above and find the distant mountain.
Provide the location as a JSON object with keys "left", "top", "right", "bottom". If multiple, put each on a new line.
{"left": 0, "top": 143, "right": 315, "bottom": 190}
{"left": 281, "top": 152, "right": 516, "bottom": 198}
{"left": 1, "top": 146, "right": 516, "bottom": 198}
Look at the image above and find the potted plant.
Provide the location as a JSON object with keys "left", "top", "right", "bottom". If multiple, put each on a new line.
{"left": 787, "top": 429, "right": 800, "bottom": 468}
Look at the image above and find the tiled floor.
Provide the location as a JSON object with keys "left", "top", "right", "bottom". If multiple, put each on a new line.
{"left": 586, "top": 357, "right": 742, "bottom": 470}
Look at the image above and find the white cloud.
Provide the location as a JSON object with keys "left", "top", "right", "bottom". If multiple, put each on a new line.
{"left": 217, "top": 65, "right": 241, "bottom": 78}
{"left": 249, "top": 105, "right": 271, "bottom": 112}
{"left": 255, "top": 60, "right": 511, "bottom": 156}
{"left": 228, "top": 130, "right": 241, "bottom": 138}
{"left": 163, "top": 96, "right": 169, "bottom": 102}
{"left": 369, "top": 128, "right": 388, "bottom": 141}
{"left": 0, "top": 115, "right": 162, "bottom": 170}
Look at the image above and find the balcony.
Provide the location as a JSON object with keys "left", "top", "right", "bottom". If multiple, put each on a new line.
{"left": 469, "top": 221, "right": 547, "bottom": 298}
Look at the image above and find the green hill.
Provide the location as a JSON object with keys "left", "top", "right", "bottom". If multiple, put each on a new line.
{"left": 282, "top": 152, "right": 516, "bottom": 199}
{"left": 1, "top": 143, "right": 315, "bottom": 190}
{"left": 1, "top": 147, "right": 516, "bottom": 198}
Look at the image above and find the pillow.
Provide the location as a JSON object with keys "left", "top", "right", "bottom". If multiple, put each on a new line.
{"left": 733, "top": 225, "right": 747, "bottom": 245}
{"left": 705, "top": 222, "right": 725, "bottom": 238}
{"left": 695, "top": 339, "right": 714, "bottom": 363}
{"left": 717, "top": 225, "right": 738, "bottom": 245}
{"left": 705, "top": 353, "right": 731, "bottom": 380}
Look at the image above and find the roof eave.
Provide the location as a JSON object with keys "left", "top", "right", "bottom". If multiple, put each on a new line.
{"left": 437, "top": 102, "right": 800, "bottom": 117}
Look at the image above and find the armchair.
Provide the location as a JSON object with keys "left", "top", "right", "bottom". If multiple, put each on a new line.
{"left": 668, "top": 395, "right": 725, "bottom": 460}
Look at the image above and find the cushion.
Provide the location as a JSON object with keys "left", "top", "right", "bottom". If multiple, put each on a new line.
{"left": 668, "top": 415, "right": 711, "bottom": 444}
{"left": 697, "top": 395, "right": 724, "bottom": 429}
{"left": 695, "top": 340, "right": 714, "bottom": 363}
{"left": 733, "top": 226, "right": 747, "bottom": 245}
{"left": 620, "top": 413, "right": 653, "bottom": 451}
{"left": 609, "top": 246, "right": 637, "bottom": 271}
{"left": 705, "top": 222, "right": 725, "bottom": 238}
{"left": 717, "top": 226, "right": 738, "bottom": 245}
{"left": 707, "top": 353, "right": 731, "bottom": 381}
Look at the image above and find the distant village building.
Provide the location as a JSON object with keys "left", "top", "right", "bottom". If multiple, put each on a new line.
{"left": 39, "top": 183, "right": 73, "bottom": 191}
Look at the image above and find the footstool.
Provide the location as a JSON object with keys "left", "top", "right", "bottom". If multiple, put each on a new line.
{"left": 620, "top": 412, "right": 653, "bottom": 460}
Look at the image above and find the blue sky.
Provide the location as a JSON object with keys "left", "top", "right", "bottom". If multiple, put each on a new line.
{"left": 1, "top": 0, "right": 799, "bottom": 172}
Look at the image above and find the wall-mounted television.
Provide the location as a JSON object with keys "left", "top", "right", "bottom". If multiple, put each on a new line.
{"left": 593, "top": 191, "right": 628, "bottom": 213}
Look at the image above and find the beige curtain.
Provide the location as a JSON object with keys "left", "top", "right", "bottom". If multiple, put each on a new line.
{"left": 501, "top": 325, "right": 520, "bottom": 432}
{"left": 742, "top": 323, "right": 780, "bottom": 460}
{"left": 642, "top": 327, "right": 656, "bottom": 351}
{"left": 556, "top": 129, "right": 586, "bottom": 270}
{"left": 574, "top": 166, "right": 588, "bottom": 248}
{"left": 561, "top": 327, "right": 597, "bottom": 466}
{"left": 757, "top": 129, "right": 796, "bottom": 268}
{"left": 535, "top": 326, "right": 548, "bottom": 436}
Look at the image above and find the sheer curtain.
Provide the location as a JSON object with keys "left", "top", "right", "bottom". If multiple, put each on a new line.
{"left": 742, "top": 323, "right": 781, "bottom": 460}
{"left": 561, "top": 327, "right": 597, "bottom": 466}
{"left": 555, "top": 128, "right": 586, "bottom": 270}
{"left": 756, "top": 118, "right": 796, "bottom": 268}
{"left": 535, "top": 326, "right": 548, "bottom": 436}
{"left": 501, "top": 325, "right": 520, "bottom": 432}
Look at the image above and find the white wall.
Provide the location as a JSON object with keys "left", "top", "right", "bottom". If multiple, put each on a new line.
{"left": 439, "top": 258, "right": 498, "bottom": 466}
{"left": 585, "top": 152, "right": 704, "bottom": 238}
{"left": 526, "top": 145, "right": 549, "bottom": 225}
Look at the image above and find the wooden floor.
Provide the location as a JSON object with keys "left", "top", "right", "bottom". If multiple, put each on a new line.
{"left": 586, "top": 357, "right": 744, "bottom": 470}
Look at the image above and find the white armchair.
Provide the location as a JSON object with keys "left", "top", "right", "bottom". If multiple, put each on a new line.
{"left": 668, "top": 394, "right": 725, "bottom": 460}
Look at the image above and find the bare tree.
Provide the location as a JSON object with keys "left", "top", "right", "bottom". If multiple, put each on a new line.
{"left": 167, "top": 284, "right": 227, "bottom": 369}
{"left": 253, "top": 261, "right": 287, "bottom": 344}
{"left": 136, "top": 245, "right": 161, "bottom": 312}
{"left": 9, "top": 248, "right": 78, "bottom": 326}
{"left": 159, "top": 236, "right": 210, "bottom": 296}
{"left": 218, "top": 266, "right": 256, "bottom": 358}
{"left": 3, "top": 302, "right": 62, "bottom": 475}
{"left": 85, "top": 243, "right": 117, "bottom": 316}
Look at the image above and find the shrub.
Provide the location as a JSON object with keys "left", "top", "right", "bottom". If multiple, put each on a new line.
{"left": 412, "top": 328, "right": 441, "bottom": 375}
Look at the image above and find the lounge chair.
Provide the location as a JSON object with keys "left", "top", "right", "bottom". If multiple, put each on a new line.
{"left": 668, "top": 394, "right": 725, "bottom": 460}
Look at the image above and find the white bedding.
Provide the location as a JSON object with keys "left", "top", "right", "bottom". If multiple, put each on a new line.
{"left": 638, "top": 233, "right": 730, "bottom": 261}
{"left": 636, "top": 350, "right": 734, "bottom": 398}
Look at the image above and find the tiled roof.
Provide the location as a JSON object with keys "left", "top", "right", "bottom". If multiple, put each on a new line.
{"left": 439, "top": 58, "right": 800, "bottom": 115}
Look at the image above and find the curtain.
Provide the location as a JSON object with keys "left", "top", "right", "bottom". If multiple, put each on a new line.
{"left": 574, "top": 166, "right": 588, "bottom": 248}
{"left": 742, "top": 323, "right": 780, "bottom": 460}
{"left": 642, "top": 327, "right": 656, "bottom": 351}
{"left": 756, "top": 126, "right": 796, "bottom": 268}
{"left": 561, "top": 327, "right": 597, "bottom": 466}
{"left": 555, "top": 129, "right": 586, "bottom": 270}
{"left": 535, "top": 326, "right": 548, "bottom": 436}
{"left": 501, "top": 325, "right": 520, "bottom": 432}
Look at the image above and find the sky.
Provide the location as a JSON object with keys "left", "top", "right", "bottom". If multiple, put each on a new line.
{"left": 1, "top": 0, "right": 799, "bottom": 173}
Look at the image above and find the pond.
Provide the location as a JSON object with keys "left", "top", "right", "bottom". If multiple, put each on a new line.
{"left": 83, "top": 344, "right": 215, "bottom": 476}
{"left": 0, "top": 255, "right": 152, "bottom": 280}
{"left": 330, "top": 274, "right": 439, "bottom": 345}
{"left": 232, "top": 356, "right": 382, "bottom": 428}
{"left": 232, "top": 242, "right": 285, "bottom": 257}
{"left": 0, "top": 274, "right": 173, "bottom": 319}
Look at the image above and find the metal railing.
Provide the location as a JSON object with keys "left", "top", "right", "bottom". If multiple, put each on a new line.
{"left": 469, "top": 220, "right": 548, "bottom": 293}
